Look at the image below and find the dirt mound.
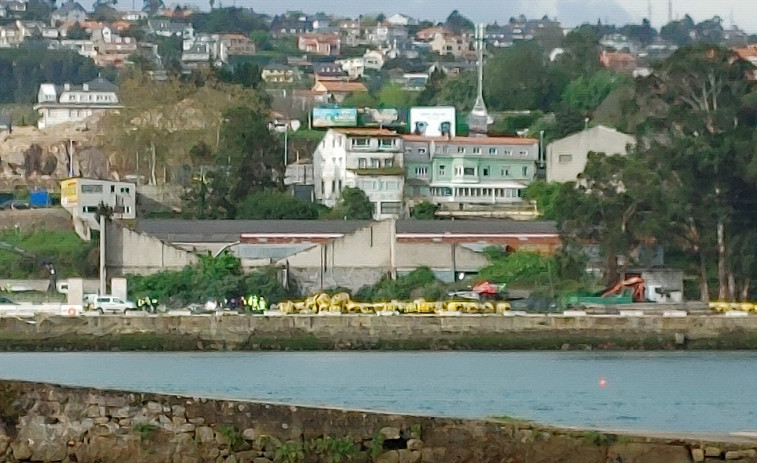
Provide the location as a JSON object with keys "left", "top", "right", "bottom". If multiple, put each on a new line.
{"left": 0, "top": 208, "right": 73, "bottom": 233}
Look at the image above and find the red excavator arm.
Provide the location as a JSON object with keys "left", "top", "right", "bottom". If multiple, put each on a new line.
{"left": 601, "top": 276, "right": 645, "bottom": 302}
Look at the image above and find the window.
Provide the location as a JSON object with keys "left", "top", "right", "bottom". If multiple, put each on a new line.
{"left": 438, "top": 165, "right": 446, "bottom": 176}
{"left": 482, "top": 167, "right": 489, "bottom": 176}
{"left": 503, "top": 150, "right": 513, "bottom": 156}
{"left": 559, "top": 154, "right": 573, "bottom": 163}
{"left": 352, "top": 138, "right": 369, "bottom": 148}
{"left": 488, "top": 148, "right": 497, "bottom": 155}
{"left": 380, "top": 202, "right": 402, "bottom": 214}
{"left": 120, "top": 187, "right": 130, "bottom": 193}
{"left": 415, "top": 167, "right": 428, "bottom": 178}
{"left": 472, "top": 147, "right": 481, "bottom": 154}
{"left": 419, "top": 148, "right": 427, "bottom": 154}
{"left": 379, "top": 138, "right": 394, "bottom": 149}
{"left": 522, "top": 166, "right": 529, "bottom": 177}
{"left": 455, "top": 166, "right": 463, "bottom": 176}
{"left": 502, "top": 167, "right": 510, "bottom": 176}
{"left": 81, "top": 184, "right": 103, "bottom": 193}
{"left": 457, "top": 146, "right": 466, "bottom": 153}
{"left": 370, "top": 158, "right": 380, "bottom": 168}
{"left": 384, "top": 159, "right": 393, "bottom": 167}
{"left": 331, "top": 180, "right": 335, "bottom": 193}
{"left": 82, "top": 206, "right": 97, "bottom": 213}
{"left": 358, "top": 158, "right": 367, "bottom": 168}
{"left": 463, "top": 167, "right": 475, "bottom": 176}
{"left": 519, "top": 150, "right": 528, "bottom": 156}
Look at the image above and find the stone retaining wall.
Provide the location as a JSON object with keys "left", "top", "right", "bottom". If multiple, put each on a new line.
{"left": 1, "top": 380, "right": 756, "bottom": 463}
{"left": 2, "top": 314, "right": 757, "bottom": 351}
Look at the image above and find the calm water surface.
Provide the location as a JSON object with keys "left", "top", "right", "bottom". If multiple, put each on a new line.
{"left": 0, "top": 351, "right": 755, "bottom": 433}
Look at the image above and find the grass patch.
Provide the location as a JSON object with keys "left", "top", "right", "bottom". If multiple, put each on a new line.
{"left": 582, "top": 430, "right": 617, "bottom": 446}
{"left": 134, "top": 422, "right": 159, "bottom": 439}
{"left": 217, "top": 424, "right": 247, "bottom": 452}
{"left": 0, "top": 228, "right": 97, "bottom": 279}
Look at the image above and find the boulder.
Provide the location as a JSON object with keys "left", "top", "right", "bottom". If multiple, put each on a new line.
{"left": 398, "top": 449, "right": 421, "bottom": 463}
{"left": 406, "top": 439, "right": 423, "bottom": 451}
{"left": 196, "top": 426, "right": 215, "bottom": 443}
{"left": 379, "top": 427, "right": 401, "bottom": 440}
{"left": 242, "top": 428, "right": 258, "bottom": 441}
{"left": 375, "top": 450, "right": 399, "bottom": 463}
{"left": 11, "top": 440, "right": 32, "bottom": 460}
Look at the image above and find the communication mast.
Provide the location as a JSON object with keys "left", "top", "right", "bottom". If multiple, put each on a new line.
{"left": 467, "top": 23, "right": 490, "bottom": 137}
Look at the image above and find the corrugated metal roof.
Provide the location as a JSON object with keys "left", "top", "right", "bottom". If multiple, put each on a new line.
{"left": 395, "top": 220, "right": 558, "bottom": 235}
{"left": 133, "top": 219, "right": 371, "bottom": 243}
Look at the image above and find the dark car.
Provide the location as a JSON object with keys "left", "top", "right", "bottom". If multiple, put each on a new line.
{"left": 0, "top": 199, "right": 30, "bottom": 210}
{"left": 0, "top": 297, "right": 18, "bottom": 305}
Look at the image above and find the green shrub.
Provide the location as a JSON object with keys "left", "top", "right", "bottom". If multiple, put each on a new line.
{"left": 274, "top": 440, "right": 305, "bottom": 463}
{"left": 306, "top": 436, "right": 359, "bottom": 463}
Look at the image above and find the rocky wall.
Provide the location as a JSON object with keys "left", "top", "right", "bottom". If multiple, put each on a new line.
{"left": 1, "top": 380, "right": 756, "bottom": 463}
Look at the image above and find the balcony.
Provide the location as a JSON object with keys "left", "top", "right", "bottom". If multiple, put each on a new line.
{"left": 349, "top": 166, "right": 405, "bottom": 176}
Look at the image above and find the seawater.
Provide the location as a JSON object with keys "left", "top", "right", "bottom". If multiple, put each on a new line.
{"left": 1, "top": 351, "right": 755, "bottom": 433}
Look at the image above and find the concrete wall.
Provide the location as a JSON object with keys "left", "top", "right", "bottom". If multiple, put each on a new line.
{"left": 3, "top": 380, "right": 749, "bottom": 463}
{"left": 395, "top": 242, "right": 489, "bottom": 274}
{"left": 2, "top": 313, "right": 757, "bottom": 352}
{"left": 106, "top": 222, "right": 197, "bottom": 275}
{"left": 546, "top": 126, "right": 636, "bottom": 183}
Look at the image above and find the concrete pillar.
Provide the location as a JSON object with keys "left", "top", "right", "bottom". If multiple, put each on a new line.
{"left": 111, "top": 278, "right": 128, "bottom": 301}
{"left": 67, "top": 278, "right": 83, "bottom": 306}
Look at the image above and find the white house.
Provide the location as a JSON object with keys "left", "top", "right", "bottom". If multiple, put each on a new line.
{"left": 60, "top": 177, "right": 137, "bottom": 239}
{"left": 335, "top": 57, "right": 365, "bottom": 78}
{"left": 546, "top": 125, "right": 636, "bottom": 183}
{"left": 386, "top": 13, "right": 417, "bottom": 26}
{"left": 34, "top": 77, "right": 121, "bottom": 129}
{"left": 363, "top": 49, "right": 385, "bottom": 70}
{"left": 313, "top": 128, "right": 405, "bottom": 220}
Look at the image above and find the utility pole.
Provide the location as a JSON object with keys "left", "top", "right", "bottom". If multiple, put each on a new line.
{"left": 99, "top": 214, "right": 106, "bottom": 295}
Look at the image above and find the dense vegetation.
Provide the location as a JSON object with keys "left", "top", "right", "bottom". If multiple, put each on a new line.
{"left": 128, "top": 252, "right": 291, "bottom": 306}
{"left": 529, "top": 44, "right": 757, "bottom": 300}
{"left": 0, "top": 49, "right": 112, "bottom": 104}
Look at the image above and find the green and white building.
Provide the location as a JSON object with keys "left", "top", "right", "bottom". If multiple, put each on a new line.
{"left": 403, "top": 134, "right": 539, "bottom": 207}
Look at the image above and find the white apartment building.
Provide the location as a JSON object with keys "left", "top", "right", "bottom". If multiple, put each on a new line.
{"left": 313, "top": 128, "right": 405, "bottom": 220}
{"left": 34, "top": 77, "right": 121, "bottom": 129}
{"left": 60, "top": 178, "right": 136, "bottom": 239}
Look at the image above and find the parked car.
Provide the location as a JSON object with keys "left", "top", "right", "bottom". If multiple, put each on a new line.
{"left": 0, "top": 199, "right": 30, "bottom": 210}
{"left": 91, "top": 295, "right": 137, "bottom": 314}
{"left": 0, "top": 296, "right": 18, "bottom": 305}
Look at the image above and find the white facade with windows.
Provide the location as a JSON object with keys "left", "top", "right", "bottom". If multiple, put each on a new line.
{"left": 313, "top": 128, "right": 404, "bottom": 220}
{"left": 34, "top": 77, "right": 121, "bottom": 129}
{"left": 60, "top": 178, "right": 137, "bottom": 239}
{"left": 546, "top": 125, "right": 636, "bottom": 183}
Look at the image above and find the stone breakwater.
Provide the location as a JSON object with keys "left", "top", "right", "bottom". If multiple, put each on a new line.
{"left": 1, "top": 380, "right": 757, "bottom": 463}
{"left": 3, "top": 314, "right": 757, "bottom": 351}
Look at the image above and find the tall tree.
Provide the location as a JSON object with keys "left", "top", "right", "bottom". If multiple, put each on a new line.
{"left": 485, "top": 41, "right": 551, "bottom": 111}
{"left": 444, "top": 10, "right": 474, "bottom": 34}
{"left": 634, "top": 45, "right": 757, "bottom": 300}
{"left": 217, "top": 106, "right": 282, "bottom": 214}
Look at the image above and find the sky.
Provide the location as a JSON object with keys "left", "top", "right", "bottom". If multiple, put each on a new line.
{"left": 137, "top": 0, "right": 757, "bottom": 33}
